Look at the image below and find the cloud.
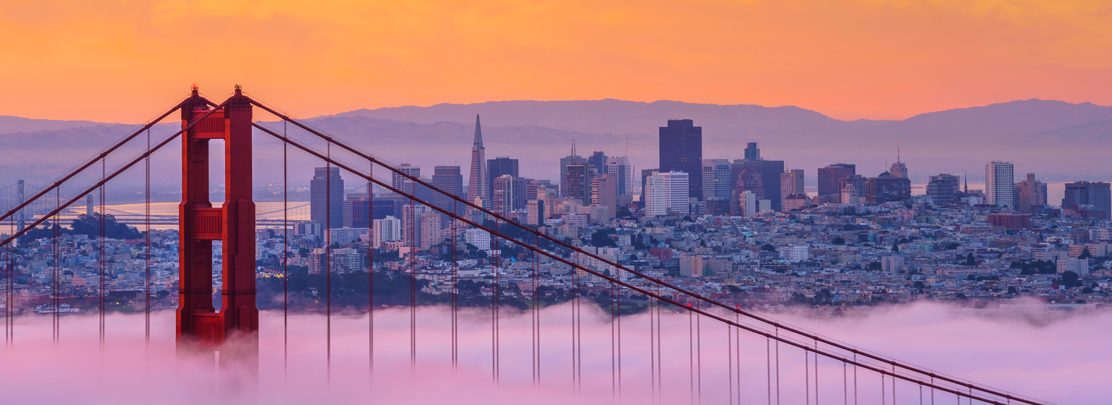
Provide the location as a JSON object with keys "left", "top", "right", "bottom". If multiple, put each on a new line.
{"left": 0, "top": 301, "right": 1106, "bottom": 404}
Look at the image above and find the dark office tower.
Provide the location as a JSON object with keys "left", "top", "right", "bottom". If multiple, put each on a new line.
{"left": 865, "top": 172, "right": 911, "bottom": 205}
{"left": 432, "top": 165, "right": 464, "bottom": 216}
{"left": 487, "top": 156, "right": 519, "bottom": 200}
{"left": 817, "top": 163, "right": 856, "bottom": 198}
{"left": 1014, "top": 173, "right": 1047, "bottom": 214}
{"left": 565, "top": 163, "right": 593, "bottom": 206}
{"left": 588, "top": 151, "right": 608, "bottom": 174}
{"left": 467, "top": 115, "right": 489, "bottom": 202}
{"left": 744, "top": 142, "right": 760, "bottom": 161}
{"left": 927, "top": 174, "right": 961, "bottom": 206}
{"left": 659, "top": 119, "right": 703, "bottom": 201}
{"left": 1062, "top": 181, "right": 1112, "bottom": 218}
{"left": 731, "top": 158, "right": 785, "bottom": 210}
{"left": 837, "top": 174, "right": 868, "bottom": 203}
{"left": 780, "top": 169, "right": 804, "bottom": 202}
{"left": 560, "top": 142, "right": 587, "bottom": 198}
{"left": 311, "top": 166, "right": 344, "bottom": 229}
{"left": 731, "top": 169, "right": 764, "bottom": 216}
{"left": 640, "top": 168, "right": 659, "bottom": 209}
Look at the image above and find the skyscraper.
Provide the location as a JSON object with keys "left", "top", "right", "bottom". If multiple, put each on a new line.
{"left": 432, "top": 165, "right": 464, "bottom": 218}
{"left": 889, "top": 146, "right": 908, "bottom": 179}
{"left": 927, "top": 174, "right": 961, "bottom": 206}
{"left": 731, "top": 158, "right": 785, "bottom": 210}
{"left": 564, "top": 163, "right": 592, "bottom": 206}
{"left": 588, "top": 151, "right": 608, "bottom": 174}
{"left": 311, "top": 166, "right": 344, "bottom": 229}
{"left": 487, "top": 157, "right": 519, "bottom": 199}
{"left": 1062, "top": 181, "right": 1111, "bottom": 218}
{"left": 559, "top": 143, "right": 587, "bottom": 198}
{"left": 591, "top": 174, "right": 619, "bottom": 221}
{"left": 703, "top": 159, "right": 732, "bottom": 215}
{"left": 865, "top": 172, "right": 911, "bottom": 204}
{"left": 1014, "top": 173, "right": 1047, "bottom": 213}
{"left": 605, "top": 156, "right": 633, "bottom": 197}
{"left": 467, "top": 115, "right": 488, "bottom": 203}
{"left": 644, "top": 171, "right": 689, "bottom": 217}
{"left": 780, "top": 169, "right": 804, "bottom": 202}
{"left": 985, "top": 161, "right": 1015, "bottom": 208}
{"left": 817, "top": 164, "right": 856, "bottom": 199}
{"left": 392, "top": 163, "right": 421, "bottom": 191}
{"left": 744, "top": 142, "right": 760, "bottom": 161}
{"left": 659, "top": 119, "right": 703, "bottom": 201}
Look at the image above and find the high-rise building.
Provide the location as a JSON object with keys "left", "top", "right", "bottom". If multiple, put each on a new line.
{"left": 372, "top": 216, "right": 401, "bottom": 248}
{"left": 703, "top": 159, "right": 732, "bottom": 215}
{"left": 492, "top": 174, "right": 517, "bottom": 216}
{"left": 865, "top": 172, "right": 911, "bottom": 204}
{"left": 1014, "top": 173, "right": 1047, "bottom": 214}
{"left": 487, "top": 157, "right": 518, "bottom": 201}
{"left": 431, "top": 166, "right": 464, "bottom": 217}
{"left": 392, "top": 163, "right": 421, "bottom": 192}
{"left": 889, "top": 146, "right": 908, "bottom": 179}
{"left": 985, "top": 161, "right": 1015, "bottom": 208}
{"left": 605, "top": 156, "right": 633, "bottom": 197}
{"left": 588, "top": 151, "right": 608, "bottom": 175}
{"left": 817, "top": 164, "right": 856, "bottom": 198}
{"left": 744, "top": 142, "right": 760, "bottom": 161}
{"left": 564, "top": 163, "right": 593, "bottom": 206}
{"left": 402, "top": 204, "right": 428, "bottom": 249}
{"left": 731, "top": 169, "right": 763, "bottom": 216}
{"left": 467, "top": 115, "right": 489, "bottom": 202}
{"left": 559, "top": 143, "right": 587, "bottom": 198}
{"left": 780, "top": 169, "right": 804, "bottom": 202}
{"left": 659, "top": 119, "right": 703, "bottom": 201}
{"left": 639, "top": 168, "right": 658, "bottom": 208}
{"left": 644, "top": 171, "right": 689, "bottom": 217}
{"left": 591, "top": 174, "right": 619, "bottom": 221}
{"left": 311, "top": 166, "right": 344, "bottom": 229}
{"left": 838, "top": 175, "right": 868, "bottom": 204}
{"left": 526, "top": 199, "right": 546, "bottom": 226}
{"left": 927, "top": 174, "right": 961, "bottom": 206}
{"left": 419, "top": 211, "right": 442, "bottom": 250}
{"left": 731, "top": 158, "right": 785, "bottom": 210}
{"left": 1062, "top": 181, "right": 1111, "bottom": 218}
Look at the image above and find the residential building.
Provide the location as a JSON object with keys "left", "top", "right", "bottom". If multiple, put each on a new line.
{"left": 985, "top": 161, "right": 1015, "bottom": 208}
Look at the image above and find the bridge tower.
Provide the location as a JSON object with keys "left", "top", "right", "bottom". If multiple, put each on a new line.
{"left": 177, "top": 86, "right": 258, "bottom": 348}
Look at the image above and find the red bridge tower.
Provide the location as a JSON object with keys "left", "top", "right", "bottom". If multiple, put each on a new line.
{"left": 177, "top": 86, "right": 258, "bottom": 348}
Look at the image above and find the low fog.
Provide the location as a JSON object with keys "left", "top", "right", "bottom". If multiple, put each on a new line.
{"left": 0, "top": 302, "right": 1107, "bottom": 404}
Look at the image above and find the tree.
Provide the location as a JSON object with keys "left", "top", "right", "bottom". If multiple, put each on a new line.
{"left": 831, "top": 236, "right": 845, "bottom": 245}
{"left": 761, "top": 243, "right": 776, "bottom": 252}
{"left": 1007, "top": 286, "right": 1018, "bottom": 295}
{"left": 1059, "top": 271, "right": 1081, "bottom": 288}
{"left": 1079, "top": 247, "right": 1093, "bottom": 259}
{"left": 891, "top": 243, "right": 900, "bottom": 252}
{"left": 590, "top": 230, "right": 617, "bottom": 248}
{"left": 616, "top": 206, "right": 633, "bottom": 219}
{"left": 913, "top": 281, "right": 925, "bottom": 289}
{"left": 964, "top": 253, "right": 976, "bottom": 266}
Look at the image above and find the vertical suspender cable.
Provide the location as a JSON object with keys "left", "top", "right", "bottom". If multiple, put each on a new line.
{"left": 776, "top": 327, "right": 781, "bottom": 405}
{"left": 611, "top": 279, "right": 616, "bottom": 396}
{"left": 326, "top": 143, "right": 332, "bottom": 384}
{"left": 368, "top": 161, "right": 374, "bottom": 373}
{"left": 807, "top": 346, "right": 811, "bottom": 405}
{"left": 816, "top": 341, "right": 821, "bottom": 405}
{"left": 689, "top": 308, "right": 694, "bottom": 404}
{"left": 410, "top": 180, "right": 416, "bottom": 369}
{"left": 282, "top": 122, "right": 288, "bottom": 382}
{"left": 493, "top": 221, "right": 500, "bottom": 382}
{"left": 53, "top": 188, "right": 58, "bottom": 344}
{"left": 451, "top": 199, "right": 457, "bottom": 368}
{"left": 492, "top": 221, "right": 497, "bottom": 383}
{"left": 728, "top": 319, "right": 733, "bottom": 405}
{"left": 145, "top": 128, "right": 151, "bottom": 346}
{"left": 100, "top": 158, "right": 105, "bottom": 350}
{"left": 767, "top": 336, "right": 772, "bottom": 405}
{"left": 650, "top": 294, "right": 655, "bottom": 402}
{"left": 697, "top": 309, "right": 702, "bottom": 404}
{"left": 616, "top": 265, "right": 621, "bottom": 396}
{"left": 854, "top": 352, "right": 859, "bottom": 405}
{"left": 533, "top": 232, "right": 539, "bottom": 385}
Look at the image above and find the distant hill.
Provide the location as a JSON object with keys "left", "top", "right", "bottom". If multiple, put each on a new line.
{"left": 1, "top": 99, "right": 1110, "bottom": 196}
{"left": 0, "top": 115, "right": 113, "bottom": 135}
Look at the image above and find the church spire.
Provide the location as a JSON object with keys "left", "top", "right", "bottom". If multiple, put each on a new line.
{"left": 473, "top": 114, "right": 484, "bottom": 147}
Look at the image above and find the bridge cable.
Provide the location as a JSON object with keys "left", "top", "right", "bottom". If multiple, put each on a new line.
{"left": 767, "top": 336, "right": 772, "bottom": 405}
{"left": 571, "top": 252, "right": 577, "bottom": 392}
{"left": 53, "top": 187, "right": 59, "bottom": 345}
{"left": 368, "top": 160, "right": 375, "bottom": 375}
{"left": 533, "top": 232, "right": 539, "bottom": 385}
{"left": 776, "top": 326, "right": 781, "bottom": 405}
{"left": 689, "top": 308, "right": 694, "bottom": 404}
{"left": 255, "top": 122, "right": 1033, "bottom": 405}
{"left": 649, "top": 287, "right": 656, "bottom": 402}
{"left": 326, "top": 142, "right": 333, "bottom": 386}
{"left": 283, "top": 121, "right": 289, "bottom": 384}
{"left": 451, "top": 200, "right": 457, "bottom": 369}
{"left": 807, "top": 343, "right": 811, "bottom": 405}
{"left": 99, "top": 157, "right": 106, "bottom": 351}
{"left": 817, "top": 341, "right": 821, "bottom": 405}
{"left": 729, "top": 316, "right": 733, "bottom": 405}
{"left": 736, "top": 312, "right": 742, "bottom": 405}
{"left": 145, "top": 127, "right": 151, "bottom": 348}
{"left": 410, "top": 180, "right": 417, "bottom": 373}
{"left": 883, "top": 372, "right": 887, "bottom": 405}
{"left": 697, "top": 307, "right": 702, "bottom": 404}
{"left": 616, "top": 265, "right": 621, "bottom": 397}
{"left": 491, "top": 220, "right": 498, "bottom": 383}
{"left": 611, "top": 276, "right": 616, "bottom": 396}
{"left": 854, "top": 353, "right": 859, "bottom": 405}
{"left": 844, "top": 361, "right": 848, "bottom": 405}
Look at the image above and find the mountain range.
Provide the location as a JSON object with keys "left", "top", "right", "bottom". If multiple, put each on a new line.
{"left": 2, "top": 99, "right": 1110, "bottom": 197}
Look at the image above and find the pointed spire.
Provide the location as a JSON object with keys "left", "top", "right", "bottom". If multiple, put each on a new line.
{"left": 473, "top": 114, "right": 484, "bottom": 147}
{"left": 571, "top": 139, "right": 576, "bottom": 156}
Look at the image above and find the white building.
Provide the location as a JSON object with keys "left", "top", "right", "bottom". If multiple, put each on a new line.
{"left": 1057, "top": 258, "right": 1089, "bottom": 275}
{"left": 780, "top": 245, "right": 810, "bottom": 263}
{"left": 985, "top": 161, "right": 1015, "bottom": 208}
{"left": 740, "top": 190, "right": 758, "bottom": 217}
{"left": 645, "top": 171, "right": 689, "bottom": 217}
{"left": 465, "top": 228, "right": 492, "bottom": 252}
{"left": 372, "top": 216, "right": 401, "bottom": 248}
{"left": 605, "top": 157, "right": 633, "bottom": 197}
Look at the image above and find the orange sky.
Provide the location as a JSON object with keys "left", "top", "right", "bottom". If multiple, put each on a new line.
{"left": 1, "top": 0, "right": 1110, "bottom": 122}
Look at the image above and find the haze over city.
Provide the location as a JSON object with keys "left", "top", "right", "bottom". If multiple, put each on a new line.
{"left": 1, "top": 1, "right": 1111, "bottom": 404}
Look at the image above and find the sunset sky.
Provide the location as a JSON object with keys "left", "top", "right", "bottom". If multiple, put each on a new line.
{"left": 2, "top": 0, "right": 1110, "bottom": 122}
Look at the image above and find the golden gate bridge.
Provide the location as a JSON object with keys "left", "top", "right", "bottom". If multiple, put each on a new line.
{"left": 0, "top": 86, "right": 1050, "bottom": 404}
